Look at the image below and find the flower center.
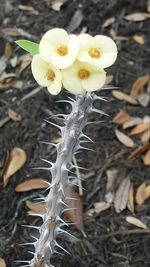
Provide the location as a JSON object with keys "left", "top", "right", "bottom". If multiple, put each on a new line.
{"left": 78, "top": 69, "right": 90, "bottom": 80}
{"left": 88, "top": 48, "right": 101, "bottom": 58}
{"left": 56, "top": 45, "right": 68, "bottom": 56}
{"left": 46, "top": 69, "right": 55, "bottom": 81}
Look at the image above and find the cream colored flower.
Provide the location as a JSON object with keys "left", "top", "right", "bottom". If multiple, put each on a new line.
{"left": 31, "top": 54, "right": 62, "bottom": 95}
{"left": 39, "top": 28, "right": 79, "bottom": 69}
{"left": 62, "top": 61, "right": 106, "bottom": 94}
{"left": 77, "top": 34, "right": 117, "bottom": 68}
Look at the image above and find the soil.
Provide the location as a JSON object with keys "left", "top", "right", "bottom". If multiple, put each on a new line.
{"left": 0, "top": 0, "right": 150, "bottom": 267}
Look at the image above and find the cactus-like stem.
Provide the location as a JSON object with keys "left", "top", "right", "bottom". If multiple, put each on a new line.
{"left": 26, "top": 92, "right": 103, "bottom": 267}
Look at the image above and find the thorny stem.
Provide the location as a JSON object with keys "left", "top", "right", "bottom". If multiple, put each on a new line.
{"left": 29, "top": 93, "right": 95, "bottom": 267}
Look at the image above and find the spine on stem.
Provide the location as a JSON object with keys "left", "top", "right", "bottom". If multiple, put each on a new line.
{"left": 28, "top": 93, "right": 95, "bottom": 267}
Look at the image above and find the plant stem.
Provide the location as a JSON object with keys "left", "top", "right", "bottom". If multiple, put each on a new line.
{"left": 30, "top": 93, "right": 94, "bottom": 267}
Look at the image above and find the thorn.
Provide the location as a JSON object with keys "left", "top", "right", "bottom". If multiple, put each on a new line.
{"left": 86, "top": 120, "right": 104, "bottom": 125}
{"left": 57, "top": 229, "right": 76, "bottom": 239}
{"left": 80, "top": 133, "right": 94, "bottom": 143}
{"left": 28, "top": 212, "right": 44, "bottom": 219}
{"left": 48, "top": 243, "right": 53, "bottom": 254}
{"left": 71, "top": 164, "right": 88, "bottom": 170}
{"left": 93, "top": 95, "right": 108, "bottom": 102}
{"left": 44, "top": 119, "right": 63, "bottom": 130}
{"left": 58, "top": 199, "right": 68, "bottom": 207}
{"left": 57, "top": 216, "right": 68, "bottom": 226}
{"left": 21, "top": 225, "right": 40, "bottom": 230}
{"left": 30, "top": 235, "right": 38, "bottom": 241}
{"left": 63, "top": 207, "right": 79, "bottom": 212}
{"left": 91, "top": 108, "right": 109, "bottom": 116}
{"left": 40, "top": 158, "right": 53, "bottom": 166}
{"left": 56, "top": 100, "right": 74, "bottom": 105}
{"left": 77, "top": 145, "right": 95, "bottom": 152}
{"left": 39, "top": 141, "right": 58, "bottom": 149}
{"left": 67, "top": 96, "right": 75, "bottom": 102}
{"left": 65, "top": 197, "right": 79, "bottom": 201}
{"left": 19, "top": 242, "right": 36, "bottom": 246}
{"left": 55, "top": 242, "right": 71, "bottom": 255}
{"left": 102, "top": 86, "right": 120, "bottom": 90}
{"left": 14, "top": 260, "right": 30, "bottom": 266}
{"left": 27, "top": 251, "right": 35, "bottom": 256}
{"left": 31, "top": 166, "right": 51, "bottom": 171}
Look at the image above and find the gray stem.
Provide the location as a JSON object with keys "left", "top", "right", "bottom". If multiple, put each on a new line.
{"left": 29, "top": 92, "right": 95, "bottom": 267}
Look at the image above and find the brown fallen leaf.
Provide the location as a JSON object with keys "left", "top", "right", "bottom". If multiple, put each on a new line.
{"left": 113, "top": 110, "right": 131, "bottom": 125}
{"left": 124, "top": 12, "right": 150, "bottom": 22}
{"left": 127, "top": 183, "right": 134, "bottom": 214}
{"left": 126, "top": 216, "right": 147, "bottom": 229}
{"left": 148, "top": 0, "right": 150, "bottom": 12}
{"left": 51, "top": 0, "right": 67, "bottom": 11}
{"left": 8, "top": 108, "right": 22, "bottom": 121}
{"left": 143, "top": 149, "right": 150, "bottom": 166}
{"left": 105, "top": 169, "right": 118, "bottom": 203}
{"left": 140, "top": 128, "right": 150, "bottom": 144}
{"left": 112, "top": 90, "right": 138, "bottom": 104}
{"left": 115, "top": 129, "right": 135, "bottom": 148}
{"left": 144, "top": 185, "right": 150, "bottom": 201}
{"left": 26, "top": 200, "right": 46, "bottom": 215}
{"left": 4, "top": 43, "right": 13, "bottom": 59}
{"left": 105, "top": 75, "right": 114, "bottom": 85}
{"left": 114, "top": 176, "right": 131, "bottom": 213}
{"left": 0, "top": 258, "right": 6, "bottom": 267}
{"left": 123, "top": 117, "right": 142, "bottom": 129}
{"left": 128, "top": 143, "right": 150, "bottom": 159}
{"left": 2, "top": 28, "right": 33, "bottom": 38}
{"left": 136, "top": 182, "right": 146, "bottom": 205}
{"left": 130, "top": 75, "right": 150, "bottom": 98}
{"left": 0, "top": 76, "right": 16, "bottom": 89}
{"left": 19, "top": 56, "right": 32, "bottom": 75}
{"left": 137, "top": 92, "right": 150, "bottom": 107}
{"left": 102, "top": 17, "right": 115, "bottom": 28}
{"left": 3, "top": 148, "right": 27, "bottom": 187}
{"left": 64, "top": 186, "right": 84, "bottom": 233}
{"left": 132, "top": 35, "right": 144, "bottom": 45}
{"left": 18, "top": 5, "right": 39, "bottom": 15}
{"left": 143, "top": 116, "right": 150, "bottom": 124}
{"left": 15, "top": 178, "right": 49, "bottom": 192}
{"left": 130, "top": 123, "right": 150, "bottom": 135}
{"left": 88, "top": 202, "right": 110, "bottom": 216}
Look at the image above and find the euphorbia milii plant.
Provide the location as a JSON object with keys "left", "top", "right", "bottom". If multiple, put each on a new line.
{"left": 16, "top": 28, "right": 117, "bottom": 267}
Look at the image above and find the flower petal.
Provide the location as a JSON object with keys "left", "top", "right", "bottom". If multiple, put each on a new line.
{"left": 77, "top": 34, "right": 93, "bottom": 63}
{"left": 82, "top": 68, "right": 106, "bottom": 92}
{"left": 62, "top": 62, "right": 83, "bottom": 94}
{"left": 31, "top": 54, "right": 50, "bottom": 86}
{"left": 62, "top": 61, "right": 106, "bottom": 94}
{"left": 47, "top": 79, "right": 62, "bottom": 95}
{"left": 93, "top": 35, "right": 117, "bottom": 68}
{"left": 39, "top": 28, "right": 69, "bottom": 63}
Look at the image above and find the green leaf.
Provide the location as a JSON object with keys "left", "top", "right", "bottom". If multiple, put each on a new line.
{"left": 15, "top": 40, "right": 39, "bottom": 55}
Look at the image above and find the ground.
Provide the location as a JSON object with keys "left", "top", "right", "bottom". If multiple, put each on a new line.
{"left": 0, "top": 0, "right": 149, "bottom": 266}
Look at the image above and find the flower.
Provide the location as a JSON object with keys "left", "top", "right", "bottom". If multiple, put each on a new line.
{"left": 77, "top": 33, "right": 117, "bottom": 68}
{"left": 39, "top": 28, "right": 79, "bottom": 69}
{"left": 61, "top": 61, "right": 106, "bottom": 94}
{"left": 31, "top": 54, "right": 62, "bottom": 95}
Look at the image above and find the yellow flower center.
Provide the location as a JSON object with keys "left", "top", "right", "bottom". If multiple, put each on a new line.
{"left": 56, "top": 45, "right": 68, "bottom": 56}
{"left": 88, "top": 48, "right": 101, "bottom": 58}
{"left": 78, "top": 69, "right": 90, "bottom": 80}
{"left": 46, "top": 69, "right": 55, "bottom": 81}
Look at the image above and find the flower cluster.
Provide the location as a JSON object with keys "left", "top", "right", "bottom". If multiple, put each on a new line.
{"left": 31, "top": 28, "right": 117, "bottom": 95}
